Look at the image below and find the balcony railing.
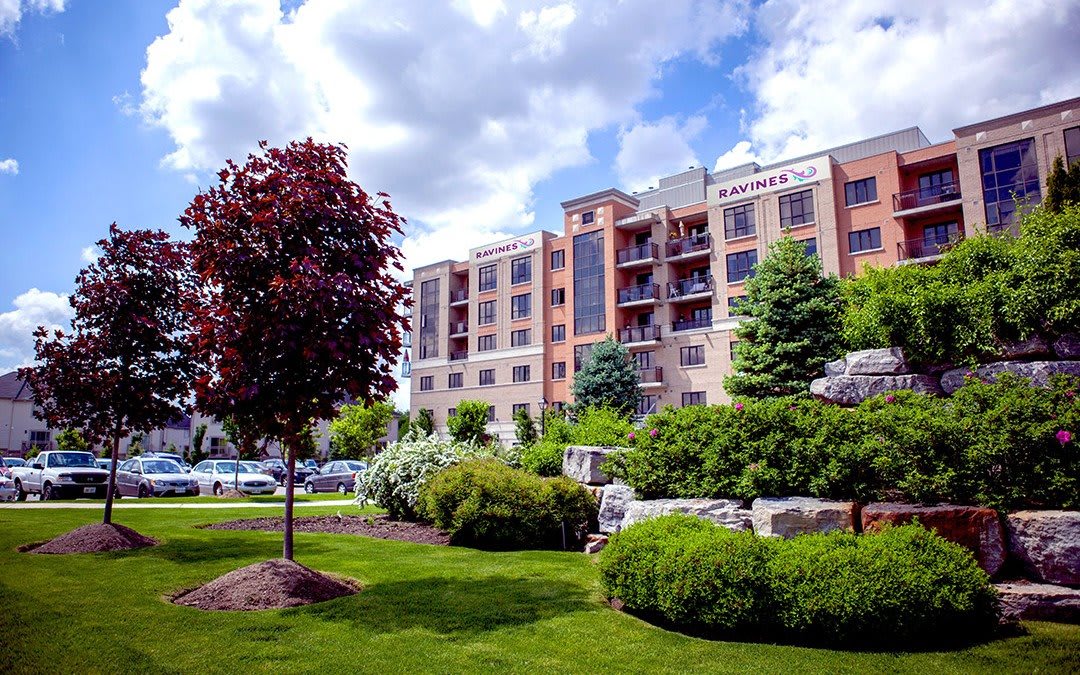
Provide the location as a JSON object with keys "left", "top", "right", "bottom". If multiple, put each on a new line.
{"left": 616, "top": 241, "right": 659, "bottom": 265}
{"left": 672, "top": 315, "right": 712, "bottom": 332}
{"left": 617, "top": 282, "right": 660, "bottom": 305}
{"left": 892, "top": 181, "right": 962, "bottom": 212}
{"left": 665, "top": 232, "right": 712, "bottom": 258}
{"left": 638, "top": 366, "right": 663, "bottom": 384}
{"left": 449, "top": 320, "right": 469, "bottom": 335}
{"left": 450, "top": 289, "right": 469, "bottom": 304}
{"left": 618, "top": 324, "right": 661, "bottom": 344}
{"left": 668, "top": 275, "right": 714, "bottom": 299}
{"left": 448, "top": 350, "right": 469, "bottom": 361}
{"left": 897, "top": 232, "right": 962, "bottom": 261}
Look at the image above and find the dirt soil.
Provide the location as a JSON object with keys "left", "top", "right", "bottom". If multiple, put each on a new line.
{"left": 172, "top": 559, "right": 359, "bottom": 611}
{"left": 204, "top": 514, "right": 450, "bottom": 546}
{"left": 25, "top": 523, "right": 158, "bottom": 554}
{"left": 220, "top": 489, "right": 248, "bottom": 499}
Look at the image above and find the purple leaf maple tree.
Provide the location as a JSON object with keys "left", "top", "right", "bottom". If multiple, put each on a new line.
{"left": 181, "top": 138, "right": 411, "bottom": 560}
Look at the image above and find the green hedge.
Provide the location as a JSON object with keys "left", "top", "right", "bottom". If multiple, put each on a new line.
{"left": 521, "top": 407, "right": 635, "bottom": 477}
{"left": 599, "top": 516, "right": 998, "bottom": 647}
{"left": 613, "top": 374, "right": 1080, "bottom": 511}
{"left": 418, "top": 459, "right": 598, "bottom": 549}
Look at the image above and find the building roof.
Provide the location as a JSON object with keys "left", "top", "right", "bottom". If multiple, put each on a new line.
{"left": 953, "top": 96, "right": 1080, "bottom": 137}
{"left": 559, "top": 187, "right": 638, "bottom": 211}
{"left": 0, "top": 372, "right": 33, "bottom": 401}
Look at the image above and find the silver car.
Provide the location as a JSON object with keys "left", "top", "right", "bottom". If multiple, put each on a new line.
{"left": 115, "top": 457, "right": 199, "bottom": 498}
{"left": 304, "top": 460, "right": 367, "bottom": 494}
{"left": 0, "top": 475, "right": 16, "bottom": 501}
{"left": 190, "top": 460, "right": 276, "bottom": 496}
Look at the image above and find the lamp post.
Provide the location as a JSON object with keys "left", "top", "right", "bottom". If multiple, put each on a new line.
{"left": 538, "top": 395, "right": 548, "bottom": 438}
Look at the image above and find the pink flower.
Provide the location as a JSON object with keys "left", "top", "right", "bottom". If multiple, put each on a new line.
{"left": 1056, "top": 430, "right": 1072, "bottom": 445}
{"left": 649, "top": 428, "right": 658, "bottom": 438}
{"left": 627, "top": 432, "right": 636, "bottom": 442}
{"left": 1067, "top": 390, "right": 1076, "bottom": 399}
{"left": 734, "top": 402, "right": 744, "bottom": 412}
{"left": 788, "top": 405, "right": 797, "bottom": 411}
{"left": 885, "top": 394, "right": 896, "bottom": 404}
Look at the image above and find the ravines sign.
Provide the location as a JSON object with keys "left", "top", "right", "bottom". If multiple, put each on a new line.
{"left": 470, "top": 232, "right": 542, "bottom": 261}
{"left": 708, "top": 156, "right": 832, "bottom": 207}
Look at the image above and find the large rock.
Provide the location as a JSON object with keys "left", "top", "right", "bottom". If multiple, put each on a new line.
{"left": 996, "top": 581, "right": 1080, "bottom": 623}
{"left": 1005, "top": 511, "right": 1080, "bottom": 586}
{"left": 584, "top": 534, "right": 608, "bottom": 554}
{"left": 751, "top": 497, "right": 858, "bottom": 538}
{"left": 810, "top": 374, "right": 943, "bottom": 405}
{"left": 621, "top": 499, "right": 752, "bottom": 532}
{"left": 940, "top": 360, "right": 1080, "bottom": 395}
{"left": 844, "top": 348, "right": 910, "bottom": 376}
{"left": 1053, "top": 334, "right": 1080, "bottom": 359}
{"left": 598, "top": 484, "right": 635, "bottom": 534}
{"left": 861, "top": 503, "right": 1006, "bottom": 576}
{"left": 562, "top": 446, "right": 621, "bottom": 485}
{"left": 824, "top": 357, "right": 847, "bottom": 377}
{"left": 998, "top": 336, "right": 1050, "bottom": 359}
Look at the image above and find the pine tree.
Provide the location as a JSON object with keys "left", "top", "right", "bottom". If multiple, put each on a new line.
{"left": 724, "top": 236, "right": 844, "bottom": 398}
{"left": 513, "top": 405, "right": 538, "bottom": 447}
{"left": 412, "top": 408, "right": 435, "bottom": 436}
{"left": 1045, "top": 154, "right": 1080, "bottom": 214}
{"left": 571, "top": 335, "right": 640, "bottom": 414}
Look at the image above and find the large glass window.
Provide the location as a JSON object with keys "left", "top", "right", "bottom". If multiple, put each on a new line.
{"left": 573, "top": 230, "right": 605, "bottom": 334}
{"left": 477, "top": 334, "right": 496, "bottom": 352}
{"left": 681, "top": 345, "right": 705, "bottom": 366}
{"left": 511, "top": 256, "right": 532, "bottom": 285}
{"left": 478, "top": 300, "right": 496, "bottom": 325}
{"left": 511, "top": 328, "right": 531, "bottom": 347}
{"left": 779, "top": 189, "right": 815, "bottom": 228}
{"left": 849, "top": 227, "right": 882, "bottom": 253}
{"left": 844, "top": 177, "right": 877, "bottom": 206}
{"left": 511, "top": 293, "right": 531, "bottom": 320}
{"left": 723, "top": 204, "right": 755, "bottom": 239}
{"left": 551, "top": 249, "right": 565, "bottom": 270}
{"left": 513, "top": 365, "right": 530, "bottom": 383}
{"left": 1066, "top": 127, "right": 1080, "bottom": 168}
{"left": 919, "top": 169, "right": 955, "bottom": 197}
{"left": 479, "top": 369, "right": 495, "bottom": 386}
{"left": 726, "top": 250, "right": 757, "bottom": 284}
{"left": 478, "top": 264, "right": 497, "bottom": 292}
{"left": 419, "top": 279, "right": 439, "bottom": 359}
{"left": 980, "top": 138, "right": 1040, "bottom": 229}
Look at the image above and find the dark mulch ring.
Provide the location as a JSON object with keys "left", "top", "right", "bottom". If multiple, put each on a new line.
{"left": 171, "top": 559, "right": 360, "bottom": 611}
{"left": 203, "top": 514, "right": 451, "bottom": 546}
{"left": 20, "top": 523, "right": 158, "bottom": 554}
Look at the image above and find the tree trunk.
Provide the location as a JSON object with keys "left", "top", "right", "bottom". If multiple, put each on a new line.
{"left": 233, "top": 445, "right": 240, "bottom": 494}
{"left": 103, "top": 429, "right": 121, "bottom": 526}
{"left": 283, "top": 441, "right": 295, "bottom": 560}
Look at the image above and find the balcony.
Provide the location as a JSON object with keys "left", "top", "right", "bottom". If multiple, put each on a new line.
{"left": 672, "top": 315, "right": 712, "bottom": 332}
{"left": 638, "top": 366, "right": 663, "bottom": 387}
{"left": 616, "top": 241, "right": 660, "bottom": 267}
{"left": 618, "top": 324, "right": 661, "bottom": 345}
{"left": 897, "top": 232, "right": 962, "bottom": 263}
{"left": 617, "top": 282, "right": 660, "bottom": 307}
{"left": 665, "top": 233, "right": 712, "bottom": 261}
{"left": 892, "top": 182, "right": 962, "bottom": 217}
{"left": 449, "top": 320, "right": 469, "bottom": 337}
{"left": 448, "top": 350, "right": 469, "bottom": 362}
{"left": 668, "top": 275, "right": 714, "bottom": 302}
{"left": 449, "top": 289, "right": 469, "bottom": 306}
{"left": 616, "top": 211, "right": 661, "bottom": 230}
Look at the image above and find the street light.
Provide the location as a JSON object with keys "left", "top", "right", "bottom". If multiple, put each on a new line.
{"left": 538, "top": 395, "right": 548, "bottom": 437}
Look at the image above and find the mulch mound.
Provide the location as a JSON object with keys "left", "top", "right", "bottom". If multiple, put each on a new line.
{"left": 220, "top": 489, "right": 248, "bottom": 499}
{"left": 25, "top": 523, "right": 158, "bottom": 554}
{"left": 204, "top": 514, "right": 450, "bottom": 546}
{"left": 172, "top": 559, "right": 359, "bottom": 611}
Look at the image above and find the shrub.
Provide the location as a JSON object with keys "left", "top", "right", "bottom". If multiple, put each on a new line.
{"left": 521, "top": 412, "right": 573, "bottom": 477}
{"left": 446, "top": 400, "right": 490, "bottom": 445}
{"left": 521, "top": 407, "right": 635, "bottom": 477}
{"left": 418, "top": 460, "right": 597, "bottom": 549}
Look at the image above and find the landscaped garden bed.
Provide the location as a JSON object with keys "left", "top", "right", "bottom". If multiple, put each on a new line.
{"left": 204, "top": 514, "right": 450, "bottom": 546}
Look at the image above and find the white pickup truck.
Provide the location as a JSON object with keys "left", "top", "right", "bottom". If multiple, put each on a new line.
{"left": 11, "top": 451, "right": 111, "bottom": 501}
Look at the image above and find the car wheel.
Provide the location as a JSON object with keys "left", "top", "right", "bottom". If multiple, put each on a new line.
{"left": 13, "top": 480, "right": 26, "bottom": 501}
{"left": 337, "top": 482, "right": 347, "bottom": 495}
{"left": 41, "top": 483, "right": 51, "bottom": 502}
{"left": 137, "top": 484, "right": 149, "bottom": 499}
{"left": 304, "top": 482, "right": 315, "bottom": 494}
{"left": 213, "top": 482, "right": 223, "bottom": 496}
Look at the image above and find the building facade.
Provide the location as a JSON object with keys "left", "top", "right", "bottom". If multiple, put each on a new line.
{"left": 410, "top": 97, "right": 1080, "bottom": 440}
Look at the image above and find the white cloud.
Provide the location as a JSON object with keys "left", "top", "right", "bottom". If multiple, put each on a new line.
{"left": 452, "top": 0, "right": 507, "bottom": 28}
{"left": 723, "top": 0, "right": 1080, "bottom": 165}
{"left": 79, "top": 246, "right": 99, "bottom": 264}
{"left": 0, "top": 0, "right": 65, "bottom": 38}
{"left": 0, "top": 158, "right": 17, "bottom": 175}
{"left": 713, "top": 140, "right": 758, "bottom": 172}
{"left": 0, "top": 288, "right": 73, "bottom": 374}
{"left": 615, "top": 115, "right": 706, "bottom": 193}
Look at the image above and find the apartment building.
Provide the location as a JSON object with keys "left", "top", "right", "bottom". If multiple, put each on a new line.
{"left": 410, "top": 97, "right": 1080, "bottom": 439}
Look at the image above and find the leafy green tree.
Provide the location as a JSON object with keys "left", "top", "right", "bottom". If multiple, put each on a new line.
{"left": 396, "top": 410, "right": 410, "bottom": 440}
{"left": 413, "top": 408, "right": 435, "bottom": 437}
{"left": 571, "top": 335, "right": 640, "bottom": 414}
{"left": 329, "top": 401, "right": 395, "bottom": 459}
{"left": 447, "top": 400, "right": 490, "bottom": 446}
{"left": 127, "top": 432, "right": 145, "bottom": 457}
{"left": 514, "top": 405, "right": 538, "bottom": 447}
{"left": 189, "top": 423, "right": 208, "bottom": 464}
{"left": 55, "top": 429, "right": 89, "bottom": 451}
{"left": 725, "top": 236, "right": 844, "bottom": 398}
{"left": 1045, "top": 154, "right": 1080, "bottom": 214}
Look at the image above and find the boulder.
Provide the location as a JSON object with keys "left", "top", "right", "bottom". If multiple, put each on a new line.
{"left": 584, "top": 534, "right": 608, "bottom": 554}
{"left": 940, "top": 360, "right": 1080, "bottom": 395}
{"left": 1005, "top": 511, "right": 1080, "bottom": 586}
{"left": 598, "top": 484, "right": 635, "bottom": 534}
{"left": 996, "top": 581, "right": 1080, "bottom": 623}
{"left": 562, "top": 446, "right": 621, "bottom": 485}
{"left": 861, "top": 503, "right": 1006, "bottom": 576}
{"left": 1053, "top": 334, "right": 1080, "bottom": 359}
{"left": 844, "top": 348, "right": 910, "bottom": 376}
{"left": 998, "top": 336, "right": 1050, "bottom": 359}
{"left": 621, "top": 499, "right": 752, "bottom": 532}
{"left": 751, "top": 497, "right": 858, "bottom": 538}
{"left": 824, "top": 357, "right": 847, "bottom": 377}
{"left": 809, "top": 374, "right": 943, "bottom": 406}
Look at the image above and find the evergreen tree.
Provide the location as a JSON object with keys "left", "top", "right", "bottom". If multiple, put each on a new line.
{"left": 571, "top": 335, "right": 640, "bottom": 414}
{"left": 724, "top": 236, "right": 844, "bottom": 398}
{"left": 513, "top": 405, "right": 538, "bottom": 447}
{"left": 413, "top": 408, "right": 435, "bottom": 436}
{"left": 446, "top": 400, "right": 490, "bottom": 445}
{"left": 1045, "top": 154, "right": 1080, "bottom": 214}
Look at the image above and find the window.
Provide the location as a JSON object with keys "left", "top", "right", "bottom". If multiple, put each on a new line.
{"left": 574, "top": 343, "right": 594, "bottom": 372}
{"left": 551, "top": 249, "right": 565, "bottom": 270}
{"left": 478, "top": 264, "right": 497, "bottom": 292}
{"left": 448, "top": 407, "right": 456, "bottom": 418}
{"left": 633, "top": 350, "right": 654, "bottom": 370}
{"left": 849, "top": 227, "right": 882, "bottom": 254}
{"left": 512, "top": 403, "right": 530, "bottom": 416}
{"left": 511, "top": 329, "right": 531, "bottom": 347}
{"left": 799, "top": 238, "right": 818, "bottom": 257}
{"left": 448, "top": 372, "right": 463, "bottom": 389}
{"left": 479, "top": 369, "right": 495, "bottom": 386}
{"left": 477, "top": 334, "right": 496, "bottom": 352}
{"left": 478, "top": 300, "right": 496, "bottom": 325}
{"left": 419, "top": 278, "right": 440, "bottom": 359}
{"left": 723, "top": 203, "right": 755, "bottom": 239}
{"left": 511, "top": 256, "right": 532, "bottom": 285}
{"left": 511, "top": 293, "right": 531, "bottom": 320}
{"left": 980, "top": 138, "right": 1040, "bottom": 228}
{"left": 726, "top": 250, "right": 757, "bottom": 283}
{"left": 552, "top": 324, "right": 566, "bottom": 342}
{"left": 637, "top": 395, "right": 659, "bottom": 416}
{"left": 779, "top": 189, "right": 815, "bottom": 228}
{"left": 552, "top": 361, "right": 567, "bottom": 379}
{"left": 919, "top": 169, "right": 955, "bottom": 199}
{"left": 727, "top": 295, "right": 746, "bottom": 310}
{"left": 1067, "top": 126, "right": 1080, "bottom": 169}
{"left": 30, "top": 430, "right": 50, "bottom": 445}
{"left": 513, "top": 365, "right": 530, "bottom": 382}
{"left": 844, "top": 177, "right": 877, "bottom": 206}
{"left": 551, "top": 288, "right": 565, "bottom": 306}
{"left": 682, "top": 391, "right": 706, "bottom": 407}
{"left": 581, "top": 210, "right": 595, "bottom": 225}
{"left": 573, "top": 230, "right": 605, "bottom": 334}
{"left": 487, "top": 406, "right": 496, "bottom": 422}
{"left": 681, "top": 345, "right": 705, "bottom": 367}
{"left": 419, "top": 375, "right": 433, "bottom": 391}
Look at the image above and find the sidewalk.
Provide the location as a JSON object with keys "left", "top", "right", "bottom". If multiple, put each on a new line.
{"left": 0, "top": 499, "right": 355, "bottom": 510}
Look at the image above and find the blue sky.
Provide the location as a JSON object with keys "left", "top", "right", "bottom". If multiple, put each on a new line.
{"left": 1, "top": 0, "right": 1078, "bottom": 409}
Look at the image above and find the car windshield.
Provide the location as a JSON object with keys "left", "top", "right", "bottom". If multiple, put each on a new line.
{"left": 215, "top": 462, "right": 237, "bottom": 473}
{"left": 6, "top": 458, "right": 26, "bottom": 467}
{"left": 48, "top": 452, "right": 99, "bottom": 468}
{"left": 142, "top": 460, "right": 183, "bottom": 474}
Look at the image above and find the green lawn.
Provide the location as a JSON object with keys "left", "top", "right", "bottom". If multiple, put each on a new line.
{"left": 132, "top": 491, "right": 351, "bottom": 504}
{"left": 1, "top": 507, "right": 1078, "bottom": 674}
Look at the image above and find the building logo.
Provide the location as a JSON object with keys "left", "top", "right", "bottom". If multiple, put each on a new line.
{"left": 784, "top": 166, "right": 818, "bottom": 182}
{"left": 709, "top": 156, "right": 832, "bottom": 206}
{"left": 474, "top": 236, "right": 537, "bottom": 260}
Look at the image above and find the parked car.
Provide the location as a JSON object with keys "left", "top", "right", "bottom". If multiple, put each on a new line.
{"left": 190, "top": 459, "right": 276, "bottom": 496}
{"left": 0, "top": 475, "right": 17, "bottom": 501}
{"left": 143, "top": 451, "right": 191, "bottom": 472}
{"left": 96, "top": 458, "right": 114, "bottom": 472}
{"left": 1, "top": 456, "right": 27, "bottom": 477}
{"left": 10, "top": 451, "right": 110, "bottom": 501}
{"left": 115, "top": 457, "right": 200, "bottom": 498}
{"left": 261, "top": 458, "right": 315, "bottom": 486}
{"left": 304, "top": 460, "right": 367, "bottom": 494}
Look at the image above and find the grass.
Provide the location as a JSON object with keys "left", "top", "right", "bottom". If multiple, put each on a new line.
{"left": 134, "top": 491, "right": 351, "bottom": 504}
{"left": 1, "top": 507, "right": 1078, "bottom": 674}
